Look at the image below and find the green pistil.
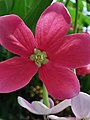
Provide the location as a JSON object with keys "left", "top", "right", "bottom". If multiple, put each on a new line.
{"left": 30, "top": 48, "right": 49, "bottom": 67}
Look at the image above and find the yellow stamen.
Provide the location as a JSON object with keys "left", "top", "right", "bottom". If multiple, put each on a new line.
{"left": 30, "top": 48, "right": 49, "bottom": 67}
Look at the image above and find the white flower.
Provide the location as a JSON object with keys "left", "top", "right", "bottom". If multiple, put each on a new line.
{"left": 47, "top": 115, "right": 75, "bottom": 120}
{"left": 18, "top": 92, "right": 90, "bottom": 120}
{"left": 17, "top": 97, "right": 71, "bottom": 115}
{"left": 71, "top": 92, "right": 90, "bottom": 120}
{"left": 48, "top": 92, "right": 90, "bottom": 120}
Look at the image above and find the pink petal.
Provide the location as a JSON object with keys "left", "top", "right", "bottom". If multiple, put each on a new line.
{"left": 76, "top": 64, "right": 90, "bottom": 76}
{"left": 0, "top": 14, "right": 35, "bottom": 57}
{"left": 39, "top": 62, "right": 80, "bottom": 100}
{"left": 18, "top": 96, "right": 38, "bottom": 114}
{"left": 35, "top": 2, "right": 71, "bottom": 55}
{"left": 54, "top": 33, "right": 90, "bottom": 68}
{"left": 0, "top": 57, "right": 38, "bottom": 93}
{"left": 71, "top": 92, "right": 90, "bottom": 119}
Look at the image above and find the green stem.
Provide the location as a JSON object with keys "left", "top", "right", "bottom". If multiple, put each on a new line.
{"left": 73, "top": 0, "right": 78, "bottom": 33}
{"left": 65, "top": 0, "right": 70, "bottom": 7}
{"left": 43, "top": 115, "right": 47, "bottom": 120}
{"left": 43, "top": 84, "right": 50, "bottom": 108}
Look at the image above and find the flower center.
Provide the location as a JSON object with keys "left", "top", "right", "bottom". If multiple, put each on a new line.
{"left": 30, "top": 48, "right": 49, "bottom": 67}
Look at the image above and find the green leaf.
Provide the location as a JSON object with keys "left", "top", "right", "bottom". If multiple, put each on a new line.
{"left": 80, "top": 74, "right": 90, "bottom": 94}
{"left": 86, "top": 0, "right": 90, "bottom": 3}
{"left": 24, "top": 0, "right": 53, "bottom": 32}
{"left": 10, "top": 0, "right": 52, "bottom": 32}
{"left": 56, "top": 0, "right": 64, "bottom": 2}
{"left": 0, "top": 0, "right": 13, "bottom": 15}
{"left": 10, "top": 0, "right": 26, "bottom": 18}
{"left": 87, "top": 2, "right": 90, "bottom": 11}
{"left": 0, "top": 0, "right": 52, "bottom": 32}
{"left": 78, "top": 0, "right": 84, "bottom": 12}
{"left": 79, "top": 13, "right": 90, "bottom": 27}
{"left": 64, "top": 1, "right": 83, "bottom": 12}
{"left": 68, "top": 7, "right": 90, "bottom": 28}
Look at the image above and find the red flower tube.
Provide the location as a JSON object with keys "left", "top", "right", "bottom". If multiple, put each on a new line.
{"left": 76, "top": 64, "right": 90, "bottom": 76}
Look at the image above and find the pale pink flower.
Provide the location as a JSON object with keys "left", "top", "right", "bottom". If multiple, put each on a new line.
{"left": 71, "top": 92, "right": 90, "bottom": 120}
{"left": 17, "top": 96, "right": 71, "bottom": 115}
{"left": 47, "top": 115, "right": 75, "bottom": 120}
{"left": 17, "top": 96, "right": 74, "bottom": 120}
{"left": 48, "top": 92, "right": 90, "bottom": 120}
{"left": 0, "top": 2, "right": 90, "bottom": 99}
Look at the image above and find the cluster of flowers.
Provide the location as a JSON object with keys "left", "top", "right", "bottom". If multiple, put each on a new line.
{"left": 18, "top": 92, "right": 90, "bottom": 120}
{"left": 0, "top": 2, "right": 90, "bottom": 119}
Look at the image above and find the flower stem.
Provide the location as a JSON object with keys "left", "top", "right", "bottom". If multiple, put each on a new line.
{"left": 43, "top": 84, "right": 50, "bottom": 108}
{"left": 74, "top": 0, "right": 78, "bottom": 33}
{"left": 43, "top": 115, "right": 47, "bottom": 120}
{"left": 65, "top": 0, "right": 70, "bottom": 7}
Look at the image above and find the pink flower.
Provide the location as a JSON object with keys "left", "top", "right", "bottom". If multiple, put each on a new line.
{"left": 76, "top": 64, "right": 90, "bottom": 76}
{"left": 0, "top": 2, "right": 90, "bottom": 99}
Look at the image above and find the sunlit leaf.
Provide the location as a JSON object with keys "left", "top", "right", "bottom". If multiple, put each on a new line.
{"left": 87, "top": 2, "right": 90, "bottom": 11}
{"left": 68, "top": 7, "right": 90, "bottom": 27}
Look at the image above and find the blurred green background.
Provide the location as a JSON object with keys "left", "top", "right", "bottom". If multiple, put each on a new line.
{"left": 0, "top": 0, "right": 90, "bottom": 119}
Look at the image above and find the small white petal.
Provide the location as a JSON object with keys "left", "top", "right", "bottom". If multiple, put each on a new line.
{"left": 48, "top": 115, "right": 76, "bottom": 120}
{"left": 18, "top": 96, "right": 51, "bottom": 115}
{"left": 40, "top": 98, "right": 54, "bottom": 108}
{"left": 71, "top": 92, "right": 90, "bottom": 119}
{"left": 31, "top": 101, "right": 51, "bottom": 115}
{"left": 87, "top": 110, "right": 90, "bottom": 119}
{"left": 17, "top": 96, "right": 38, "bottom": 114}
{"left": 18, "top": 97, "right": 71, "bottom": 115}
{"left": 49, "top": 98, "right": 55, "bottom": 108}
{"left": 47, "top": 115, "right": 67, "bottom": 120}
{"left": 50, "top": 99, "right": 71, "bottom": 114}
{"left": 47, "top": 115, "right": 69, "bottom": 120}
